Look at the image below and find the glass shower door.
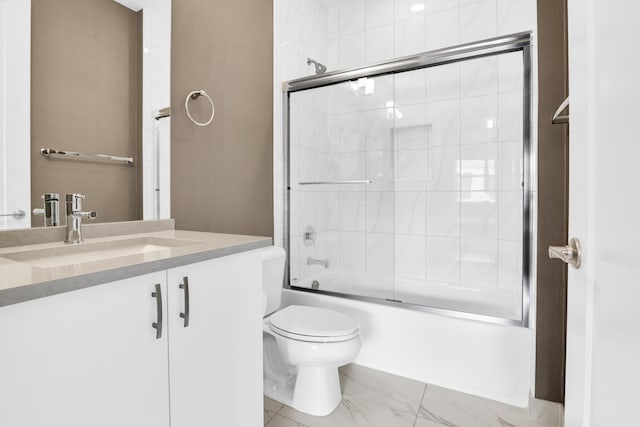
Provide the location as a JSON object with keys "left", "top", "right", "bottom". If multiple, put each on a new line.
{"left": 391, "top": 52, "right": 525, "bottom": 321}
{"left": 288, "top": 74, "right": 396, "bottom": 301}
{"left": 285, "top": 34, "right": 531, "bottom": 325}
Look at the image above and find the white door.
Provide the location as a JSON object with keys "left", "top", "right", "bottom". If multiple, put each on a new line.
{"left": 0, "top": 0, "right": 30, "bottom": 229}
{"left": 564, "top": 1, "right": 640, "bottom": 426}
{"left": 0, "top": 273, "right": 171, "bottom": 427}
{"left": 167, "top": 252, "right": 263, "bottom": 427}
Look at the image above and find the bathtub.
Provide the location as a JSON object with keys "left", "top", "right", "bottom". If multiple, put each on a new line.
{"left": 292, "top": 271, "right": 524, "bottom": 321}
{"left": 282, "top": 287, "right": 533, "bottom": 407}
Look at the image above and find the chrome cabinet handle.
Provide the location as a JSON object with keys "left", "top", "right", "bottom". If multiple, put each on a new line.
{"left": 179, "top": 277, "right": 190, "bottom": 327}
{"left": 548, "top": 237, "right": 582, "bottom": 269}
{"left": 151, "top": 283, "right": 163, "bottom": 339}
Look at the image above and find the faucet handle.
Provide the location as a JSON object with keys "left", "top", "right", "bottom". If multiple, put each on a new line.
{"left": 42, "top": 193, "right": 60, "bottom": 202}
{"left": 65, "top": 193, "right": 86, "bottom": 208}
{"left": 77, "top": 211, "right": 97, "bottom": 219}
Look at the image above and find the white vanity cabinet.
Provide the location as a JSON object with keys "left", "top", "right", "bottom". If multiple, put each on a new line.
{"left": 0, "top": 249, "right": 264, "bottom": 427}
{"left": 167, "top": 251, "right": 263, "bottom": 427}
{"left": 0, "top": 271, "right": 171, "bottom": 427}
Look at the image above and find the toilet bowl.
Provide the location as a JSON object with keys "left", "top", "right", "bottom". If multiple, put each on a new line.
{"left": 263, "top": 305, "right": 361, "bottom": 416}
{"left": 261, "top": 248, "right": 362, "bottom": 416}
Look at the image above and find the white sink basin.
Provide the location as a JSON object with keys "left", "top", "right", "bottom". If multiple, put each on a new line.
{"left": 0, "top": 237, "right": 200, "bottom": 268}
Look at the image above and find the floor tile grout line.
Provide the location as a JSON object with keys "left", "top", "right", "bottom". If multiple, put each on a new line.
{"left": 264, "top": 398, "right": 286, "bottom": 426}
{"left": 413, "top": 383, "right": 429, "bottom": 427}
{"left": 339, "top": 390, "right": 424, "bottom": 418}
{"left": 274, "top": 402, "right": 286, "bottom": 416}
{"left": 266, "top": 406, "right": 277, "bottom": 426}
{"left": 277, "top": 410, "right": 310, "bottom": 427}
{"left": 271, "top": 387, "right": 424, "bottom": 426}
{"left": 265, "top": 364, "right": 562, "bottom": 426}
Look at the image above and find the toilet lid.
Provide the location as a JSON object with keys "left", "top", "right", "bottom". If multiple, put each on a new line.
{"left": 268, "top": 305, "right": 359, "bottom": 338}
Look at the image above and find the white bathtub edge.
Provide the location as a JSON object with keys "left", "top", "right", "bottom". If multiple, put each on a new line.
{"left": 283, "top": 288, "right": 533, "bottom": 408}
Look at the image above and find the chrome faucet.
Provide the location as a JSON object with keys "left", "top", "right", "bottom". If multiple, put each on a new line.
{"left": 33, "top": 193, "right": 60, "bottom": 227}
{"left": 307, "top": 257, "right": 329, "bottom": 269}
{"left": 65, "top": 193, "right": 97, "bottom": 244}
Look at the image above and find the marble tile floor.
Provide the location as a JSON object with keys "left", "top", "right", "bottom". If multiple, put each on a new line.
{"left": 264, "top": 364, "right": 563, "bottom": 427}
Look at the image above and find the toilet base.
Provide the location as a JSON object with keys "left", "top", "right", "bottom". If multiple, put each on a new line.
{"left": 264, "top": 366, "right": 342, "bottom": 417}
{"left": 293, "top": 366, "right": 342, "bottom": 416}
{"left": 264, "top": 375, "right": 295, "bottom": 408}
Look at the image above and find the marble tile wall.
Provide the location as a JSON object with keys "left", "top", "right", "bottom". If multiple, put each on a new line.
{"left": 288, "top": 50, "right": 525, "bottom": 315}
{"left": 274, "top": 0, "right": 331, "bottom": 249}
{"left": 275, "top": 0, "right": 536, "bottom": 318}
{"left": 324, "top": 0, "right": 536, "bottom": 70}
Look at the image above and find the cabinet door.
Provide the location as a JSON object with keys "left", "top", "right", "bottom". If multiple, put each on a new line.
{"left": 167, "top": 251, "right": 263, "bottom": 427}
{"left": 0, "top": 272, "right": 170, "bottom": 427}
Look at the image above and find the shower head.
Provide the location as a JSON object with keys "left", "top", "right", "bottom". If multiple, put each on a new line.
{"left": 307, "top": 57, "right": 327, "bottom": 75}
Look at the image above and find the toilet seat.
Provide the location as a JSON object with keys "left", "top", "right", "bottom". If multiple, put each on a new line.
{"left": 269, "top": 323, "right": 360, "bottom": 343}
{"left": 267, "top": 305, "right": 359, "bottom": 343}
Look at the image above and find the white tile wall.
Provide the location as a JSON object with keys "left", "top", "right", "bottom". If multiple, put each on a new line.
{"left": 366, "top": 233, "right": 395, "bottom": 277}
{"left": 426, "top": 192, "right": 459, "bottom": 236}
{"left": 275, "top": 0, "right": 536, "bottom": 318}
{"left": 395, "top": 16, "right": 426, "bottom": 57}
{"left": 366, "top": 25, "right": 395, "bottom": 63}
{"left": 426, "top": 236, "right": 461, "bottom": 283}
{"left": 426, "top": 145, "right": 459, "bottom": 191}
{"left": 459, "top": 0, "right": 497, "bottom": 43}
{"left": 396, "top": 191, "right": 426, "bottom": 235}
{"left": 460, "top": 237, "right": 498, "bottom": 287}
{"left": 426, "top": 100, "right": 461, "bottom": 146}
{"left": 460, "top": 143, "right": 498, "bottom": 191}
{"left": 426, "top": 8, "right": 459, "bottom": 50}
{"left": 395, "top": 70, "right": 427, "bottom": 106}
{"left": 460, "top": 95, "right": 499, "bottom": 144}
{"left": 366, "top": 0, "right": 395, "bottom": 29}
{"left": 340, "top": 231, "right": 367, "bottom": 272}
{"left": 395, "top": 234, "right": 426, "bottom": 280}
{"left": 366, "top": 191, "right": 394, "bottom": 233}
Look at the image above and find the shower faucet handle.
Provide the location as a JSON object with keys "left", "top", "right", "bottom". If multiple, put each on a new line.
{"left": 307, "top": 257, "right": 329, "bottom": 269}
{"left": 303, "top": 225, "right": 316, "bottom": 247}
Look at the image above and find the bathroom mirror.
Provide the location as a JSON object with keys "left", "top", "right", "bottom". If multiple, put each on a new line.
{"left": 0, "top": 0, "right": 171, "bottom": 230}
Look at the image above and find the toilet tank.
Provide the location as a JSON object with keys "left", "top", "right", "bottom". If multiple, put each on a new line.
{"left": 262, "top": 246, "right": 286, "bottom": 315}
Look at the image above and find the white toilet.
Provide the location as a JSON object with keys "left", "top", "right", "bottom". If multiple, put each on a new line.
{"left": 261, "top": 247, "right": 362, "bottom": 416}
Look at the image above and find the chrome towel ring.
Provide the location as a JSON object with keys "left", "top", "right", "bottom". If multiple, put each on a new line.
{"left": 185, "top": 90, "right": 215, "bottom": 126}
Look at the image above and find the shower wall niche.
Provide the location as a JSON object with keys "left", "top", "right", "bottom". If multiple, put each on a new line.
{"left": 285, "top": 34, "right": 533, "bottom": 325}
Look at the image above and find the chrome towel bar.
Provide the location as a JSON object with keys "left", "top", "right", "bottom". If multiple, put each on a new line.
{"left": 41, "top": 148, "right": 133, "bottom": 165}
{"left": 153, "top": 106, "right": 171, "bottom": 120}
{"left": 298, "top": 180, "right": 373, "bottom": 185}
{"left": 0, "top": 210, "right": 25, "bottom": 219}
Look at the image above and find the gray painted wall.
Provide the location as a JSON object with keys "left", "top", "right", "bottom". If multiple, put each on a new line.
{"left": 171, "top": 0, "right": 274, "bottom": 238}
{"left": 31, "top": 0, "right": 142, "bottom": 225}
{"left": 536, "top": 0, "right": 569, "bottom": 403}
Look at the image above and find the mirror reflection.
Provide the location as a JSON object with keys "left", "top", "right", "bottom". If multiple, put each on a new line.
{"left": 0, "top": 0, "right": 171, "bottom": 230}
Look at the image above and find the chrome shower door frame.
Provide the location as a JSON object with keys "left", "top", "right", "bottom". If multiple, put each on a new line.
{"left": 282, "top": 32, "right": 534, "bottom": 328}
